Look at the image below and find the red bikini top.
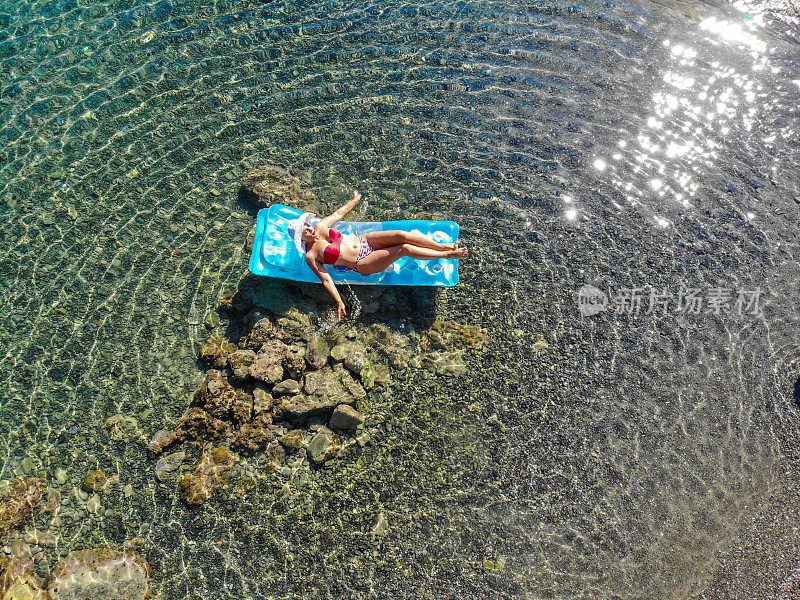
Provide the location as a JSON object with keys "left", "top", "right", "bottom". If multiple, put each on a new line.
{"left": 323, "top": 228, "right": 342, "bottom": 265}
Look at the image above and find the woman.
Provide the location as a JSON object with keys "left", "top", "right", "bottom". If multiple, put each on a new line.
{"left": 298, "top": 191, "right": 468, "bottom": 321}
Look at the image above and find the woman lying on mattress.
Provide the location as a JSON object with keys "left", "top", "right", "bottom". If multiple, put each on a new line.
{"left": 291, "top": 191, "right": 468, "bottom": 321}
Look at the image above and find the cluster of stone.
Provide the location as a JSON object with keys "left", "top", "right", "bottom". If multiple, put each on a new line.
{"left": 0, "top": 479, "right": 151, "bottom": 600}
{"left": 0, "top": 478, "right": 47, "bottom": 542}
{"left": 148, "top": 306, "right": 407, "bottom": 505}
{"left": 147, "top": 241, "right": 489, "bottom": 505}
{"left": 241, "top": 165, "right": 321, "bottom": 213}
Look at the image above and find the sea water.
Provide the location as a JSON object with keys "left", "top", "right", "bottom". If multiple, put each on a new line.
{"left": 1, "top": 0, "right": 800, "bottom": 598}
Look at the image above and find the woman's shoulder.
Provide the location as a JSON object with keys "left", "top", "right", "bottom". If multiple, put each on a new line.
{"left": 305, "top": 242, "right": 323, "bottom": 261}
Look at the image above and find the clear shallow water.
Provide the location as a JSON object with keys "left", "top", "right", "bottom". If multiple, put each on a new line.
{"left": 1, "top": 0, "right": 800, "bottom": 598}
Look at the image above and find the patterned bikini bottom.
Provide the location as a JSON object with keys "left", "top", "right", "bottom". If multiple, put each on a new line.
{"left": 334, "top": 237, "right": 374, "bottom": 274}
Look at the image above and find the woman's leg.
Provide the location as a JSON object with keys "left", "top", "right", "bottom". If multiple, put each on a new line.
{"left": 363, "top": 230, "right": 455, "bottom": 251}
{"left": 355, "top": 243, "right": 467, "bottom": 275}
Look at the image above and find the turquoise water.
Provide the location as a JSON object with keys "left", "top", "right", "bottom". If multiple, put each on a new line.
{"left": 1, "top": 0, "right": 800, "bottom": 598}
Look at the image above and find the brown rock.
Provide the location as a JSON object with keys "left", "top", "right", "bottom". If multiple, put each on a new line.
{"left": 148, "top": 429, "right": 178, "bottom": 455}
{"left": 241, "top": 165, "right": 320, "bottom": 212}
{"left": 284, "top": 346, "right": 306, "bottom": 380}
{"left": 306, "top": 427, "right": 341, "bottom": 464}
{"left": 304, "top": 363, "right": 365, "bottom": 403}
{"left": 47, "top": 548, "right": 151, "bottom": 600}
{"left": 231, "top": 389, "right": 254, "bottom": 425}
{"left": 198, "top": 336, "right": 236, "bottom": 368}
{"left": 0, "top": 556, "right": 48, "bottom": 600}
{"left": 192, "top": 370, "right": 251, "bottom": 422}
{"left": 231, "top": 413, "right": 275, "bottom": 456}
{"left": 249, "top": 340, "right": 288, "bottom": 384}
{"left": 279, "top": 394, "right": 338, "bottom": 425}
{"left": 329, "top": 405, "right": 365, "bottom": 430}
{"left": 272, "top": 379, "right": 302, "bottom": 396}
{"left": 264, "top": 442, "right": 286, "bottom": 471}
{"left": 252, "top": 385, "right": 275, "bottom": 415}
{"left": 277, "top": 429, "right": 305, "bottom": 450}
{"left": 24, "top": 529, "right": 57, "bottom": 547}
{"left": 192, "top": 370, "right": 232, "bottom": 419}
{"left": 82, "top": 470, "right": 118, "bottom": 493}
{"left": 0, "top": 477, "right": 47, "bottom": 541}
{"left": 217, "top": 289, "right": 253, "bottom": 316}
{"left": 179, "top": 447, "right": 236, "bottom": 505}
{"left": 174, "top": 408, "right": 228, "bottom": 444}
{"left": 305, "top": 334, "right": 330, "bottom": 370}
{"left": 238, "top": 309, "right": 276, "bottom": 350}
{"left": 227, "top": 349, "right": 256, "bottom": 382}
{"left": 421, "top": 320, "right": 488, "bottom": 351}
{"left": 276, "top": 309, "right": 312, "bottom": 342}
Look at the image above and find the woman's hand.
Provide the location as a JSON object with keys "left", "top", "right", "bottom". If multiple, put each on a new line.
{"left": 337, "top": 301, "right": 347, "bottom": 322}
{"left": 352, "top": 190, "right": 362, "bottom": 204}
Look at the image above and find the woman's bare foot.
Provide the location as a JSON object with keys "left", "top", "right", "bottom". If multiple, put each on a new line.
{"left": 449, "top": 242, "right": 468, "bottom": 259}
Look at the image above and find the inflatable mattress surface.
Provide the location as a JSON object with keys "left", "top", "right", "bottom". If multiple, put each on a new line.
{"left": 248, "top": 205, "right": 459, "bottom": 286}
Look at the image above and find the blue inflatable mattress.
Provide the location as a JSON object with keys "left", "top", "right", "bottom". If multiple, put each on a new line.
{"left": 249, "top": 204, "right": 460, "bottom": 286}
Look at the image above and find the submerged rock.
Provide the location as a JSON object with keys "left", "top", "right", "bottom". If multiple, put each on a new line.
{"left": 330, "top": 340, "right": 366, "bottom": 363}
{"left": 217, "top": 289, "right": 253, "bottom": 316}
{"left": 277, "top": 429, "right": 305, "bottom": 451}
{"left": 241, "top": 165, "right": 320, "bottom": 213}
{"left": 231, "top": 413, "right": 275, "bottom": 456}
{"left": 147, "top": 429, "right": 178, "bottom": 456}
{"left": 249, "top": 340, "right": 288, "bottom": 384}
{"left": 154, "top": 451, "right": 185, "bottom": 482}
{"left": 279, "top": 394, "right": 338, "bottom": 425}
{"left": 284, "top": 345, "right": 306, "bottom": 380}
{"left": 304, "top": 364, "right": 365, "bottom": 404}
{"left": 238, "top": 309, "right": 275, "bottom": 350}
{"left": 179, "top": 447, "right": 236, "bottom": 505}
{"left": 272, "top": 379, "right": 302, "bottom": 396}
{"left": 306, "top": 427, "right": 341, "bottom": 464}
{"left": 0, "top": 477, "right": 47, "bottom": 541}
{"left": 0, "top": 556, "right": 48, "bottom": 600}
{"left": 192, "top": 370, "right": 236, "bottom": 420}
{"left": 371, "top": 512, "right": 389, "bottom": 537}
{"left": 82, "top": 470, "right": 118, "bottom": 493}
{"left": 344, "top": 350, "right": 367, "bottom": 375}
{"left": 198, "top": 336, "right": 236, "bottom": 368}
{"left": 329, "top": 405, "right": 365, "bottom": 430}
{"left": 46, "top": 548, "right": 151, "bottom": 600}
{"left": 305, "top": 334, "right": 330, "bottom": 370}
{"left": 174, "top": 408, "right": 228, "bottom": 444}
{"left": 227, "top": 349, "right": 256, "bottom": 382}
{"left": 252, "top": 385, "right": 275, "bottom": 415}
{"left": 103, "top": 414, "right": 141, "bottom": 441}
{"left": 422, "top": 320, "right": 488, "bottom": 351}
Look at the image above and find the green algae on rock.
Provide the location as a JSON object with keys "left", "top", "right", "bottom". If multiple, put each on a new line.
{"left": 306, "top": 427, "right": 341, "bottom": 465}
{"left": 82, "top": 470, "right": 118, "bottom": 493}
{"left": 0, "top": 478, "right": 47, "bottom": 542}
{"left": 0, "top": 556, "right": 48, "bottom": 600}
{"left": 179, "top": 447, "right": 236, "bottom": 505}
{"left": 46, "top": 548, "right": 151, "bottom": 600}
{"left": 241, "top": 165, "right": 321, "bottom": 214}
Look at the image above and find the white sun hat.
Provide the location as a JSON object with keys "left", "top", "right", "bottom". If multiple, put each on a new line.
{"left": 286, "top": 212, "right": 317, "bottom": 253}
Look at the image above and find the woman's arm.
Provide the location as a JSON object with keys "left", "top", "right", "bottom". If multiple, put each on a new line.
{"left": 317, "top": 190, "right": 361, "bottom": 229}
{"left": 305, "top": 254, "right": 347, "bottom": 321}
